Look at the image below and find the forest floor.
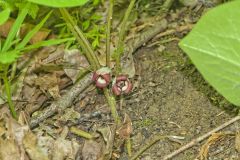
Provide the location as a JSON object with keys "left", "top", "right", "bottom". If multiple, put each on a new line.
{"left": 127, "top": 41, "right": 240, "bottom": 160}
{"left": 1, "top": 0, "right": 240, "bottom": 160}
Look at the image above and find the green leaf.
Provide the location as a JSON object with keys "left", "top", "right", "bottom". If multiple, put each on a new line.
{"left": 82, "top": 20, "right": 90, "bottom": 31}
{"left": 179, "top": 1, "right": 240, "bottom": 106}
{"left": 16, "top": 11, "right": 52, "bottom": 50}
{"left": 0, "top": 50, "right": 20, "bottom": 64}
{"left": 2, "top": 2, "right": 30, "bottom": 52}
{"left": 27, "top": 0, "right": 89, "bottom": 8}
{"left": 15, "top": 2, "right": 39, "bottom": 19}
{"left": 0, "top": 8, "right": 11, "bottom": 25}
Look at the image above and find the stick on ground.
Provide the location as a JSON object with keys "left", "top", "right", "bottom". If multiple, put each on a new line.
{"left": 163, "top": 115, "right": 240, "bottom": 160}
{"left": 30, "top": 73, "right": 93, "bottom": 128}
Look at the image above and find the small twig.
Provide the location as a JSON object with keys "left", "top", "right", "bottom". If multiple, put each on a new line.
{"left": 106, "top": 0, "right": 114, "bottom": 67}
{"left": 123, "top": 19, "right": 167, "bottom": 57}
{"left": 30, "top": 73, "right": 93, "bottom": 128}
{"left": 130, "top": 135, "right": 168, "bottom": 160}
{"left": 163, "top": 115, "right": 240, "bottom": 160}
{"left": 154, "top": 23, "right": 194, "bottom": 40}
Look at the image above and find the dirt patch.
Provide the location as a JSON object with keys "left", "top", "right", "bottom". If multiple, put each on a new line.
{"left": 126, "top": 42, "right": 240, "bottom": 159}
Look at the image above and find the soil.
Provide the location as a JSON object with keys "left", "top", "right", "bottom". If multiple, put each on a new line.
{"left": 124, "top": 42, "right": 240, "bottom": 159}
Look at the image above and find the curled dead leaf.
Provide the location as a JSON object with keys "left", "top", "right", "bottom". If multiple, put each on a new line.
{"left": 64, "top": 49, "right": 89, "bottom": 83}
{"left": 82, "top": 140, "right": 103, "bottom": 160}
{"left": 198, "top": 133, "right": 227, "bottom": 160}
{"left": 117, "top": 113, "right": 132, "bottom": 139}
{"left": 0, "top": 139, "right": 21, "bottom": 160}
{"left": 23, "top": 131, "right": 49, "bottom": 160}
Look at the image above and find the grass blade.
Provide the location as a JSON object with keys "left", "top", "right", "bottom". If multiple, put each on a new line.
{"left": 16, "top": 11, "right": 53, "bottom": 50}
{"left": 1, "top": 3, "right": 30, "bottom": 52}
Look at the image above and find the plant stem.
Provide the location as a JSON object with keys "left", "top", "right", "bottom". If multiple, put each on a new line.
{"left": 3, "top": 68, "right": 17, "bottom": 119}
{"left": 126, "top": 137, "right": 132, "bottom": 157}
{"left": 115, "top": 0, "right": 136, "bottom": 74}
{"left": 59, "top": 8, "right": 100, "bottom": 70}
{"left": 103, "top": 89, "right": 120, "bottom": 125}
{"left": 106, "top": 0, "right": 114, "bottom": 67}
{"left": 70, "top": 126, "right": 94, "bottom": 139}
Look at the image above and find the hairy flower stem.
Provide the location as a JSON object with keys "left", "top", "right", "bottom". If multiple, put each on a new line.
{"left": 115, "top": 0, "right": 136, "bottom": 74}
{"left": 104, "top": 89, "right": 120, "bottom": 125}
{"left": 106, "top": 0, "right": 114, "bottom": 67}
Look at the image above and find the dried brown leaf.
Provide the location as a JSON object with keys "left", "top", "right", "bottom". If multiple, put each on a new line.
{"left": 0, "top": 139, "right": 21, "bottom": 160}
{"left": 121, "top": 53, "right": 135, "bottom": 78}
{"left": 117, "top": 113, "right": 133, "bottom": 139}
{"left": 82, "top": 140, "right": 103, "bottom": 160}
{"left": 42, "top": 45, "right": 65, "bottom": 64}
{"left": 34, "top": 73, "right": 60, "bottom": 98}
{"left": 0, "top": 19, "right": 50, "bottom": 44}
{"left": 199, "top": 133, "right": 226, "bottom": 160}
{"left": 51, "top": 138, "right": 80, "bottom": 160}
{"left": 23, "top": 131, "right": 49, "bottom": 160}
{"left": 63, "top": 49, "right": 89, "bottom": 82}
{"left": 97, "top": 126, "right": 116, "bottom": 160}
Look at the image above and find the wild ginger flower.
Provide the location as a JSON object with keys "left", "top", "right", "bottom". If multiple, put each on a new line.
{"left": 112, "top": 75, "right": 133, "bottom": 96}
{"left": 92, "top": 67, "right": 111, "bottom": 89}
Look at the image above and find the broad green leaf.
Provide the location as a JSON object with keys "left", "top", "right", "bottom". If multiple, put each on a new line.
{"left": 179, "top": 1, "right": 240, "bottom": 106}
{"left": 0, "top": 51, "right": 20, "bottom": 64}
{"left": 0, "top": 8, "right": 11, "bottom": 25}
{"left": 1, "top": 3, "right": 30, "bottom": 52}
{"left": 16, "top": 11, "right": 52, "bottom": 50}
{"left": 27, "top": 0, "right": 89, "bottom": 8}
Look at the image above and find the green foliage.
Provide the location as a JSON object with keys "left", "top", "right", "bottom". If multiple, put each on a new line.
{"left": 135, "top": 0, "right": 164, "bottom": 15}
{"left": 27, "top": 0, "right": 89, "bottom": 8}
{"left": 73, "top": 6, "right": 105, "bottom": 49}
{"left": 179, "top": 1, "right": 240, "bottom": 106}
{"left": 0, "top": 2, "right": 74, "bottom": 118}
{"left": 0, "top": 0, "right": 12, "bottom": 25}
{"left": 56, "top": 1, "right": 105, "bottom": 49}
{"left": 0, "top": 51, "right": 20, "bottom": 64}
{"left": 0, "top": 8, "right": 11, "bottom": 25}
{"left": 15, "top": 2, "right": 39, "bottom": 19}
{"left": 2, "top": 3, "right": 31, "bottom": 53}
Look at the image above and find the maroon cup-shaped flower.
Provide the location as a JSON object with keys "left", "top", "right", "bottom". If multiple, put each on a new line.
{"left": 112, "top": 75, "right": 133, "bottom": 96}
{"left": 92, "top": 67, "right": 111, "bottom": 89}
